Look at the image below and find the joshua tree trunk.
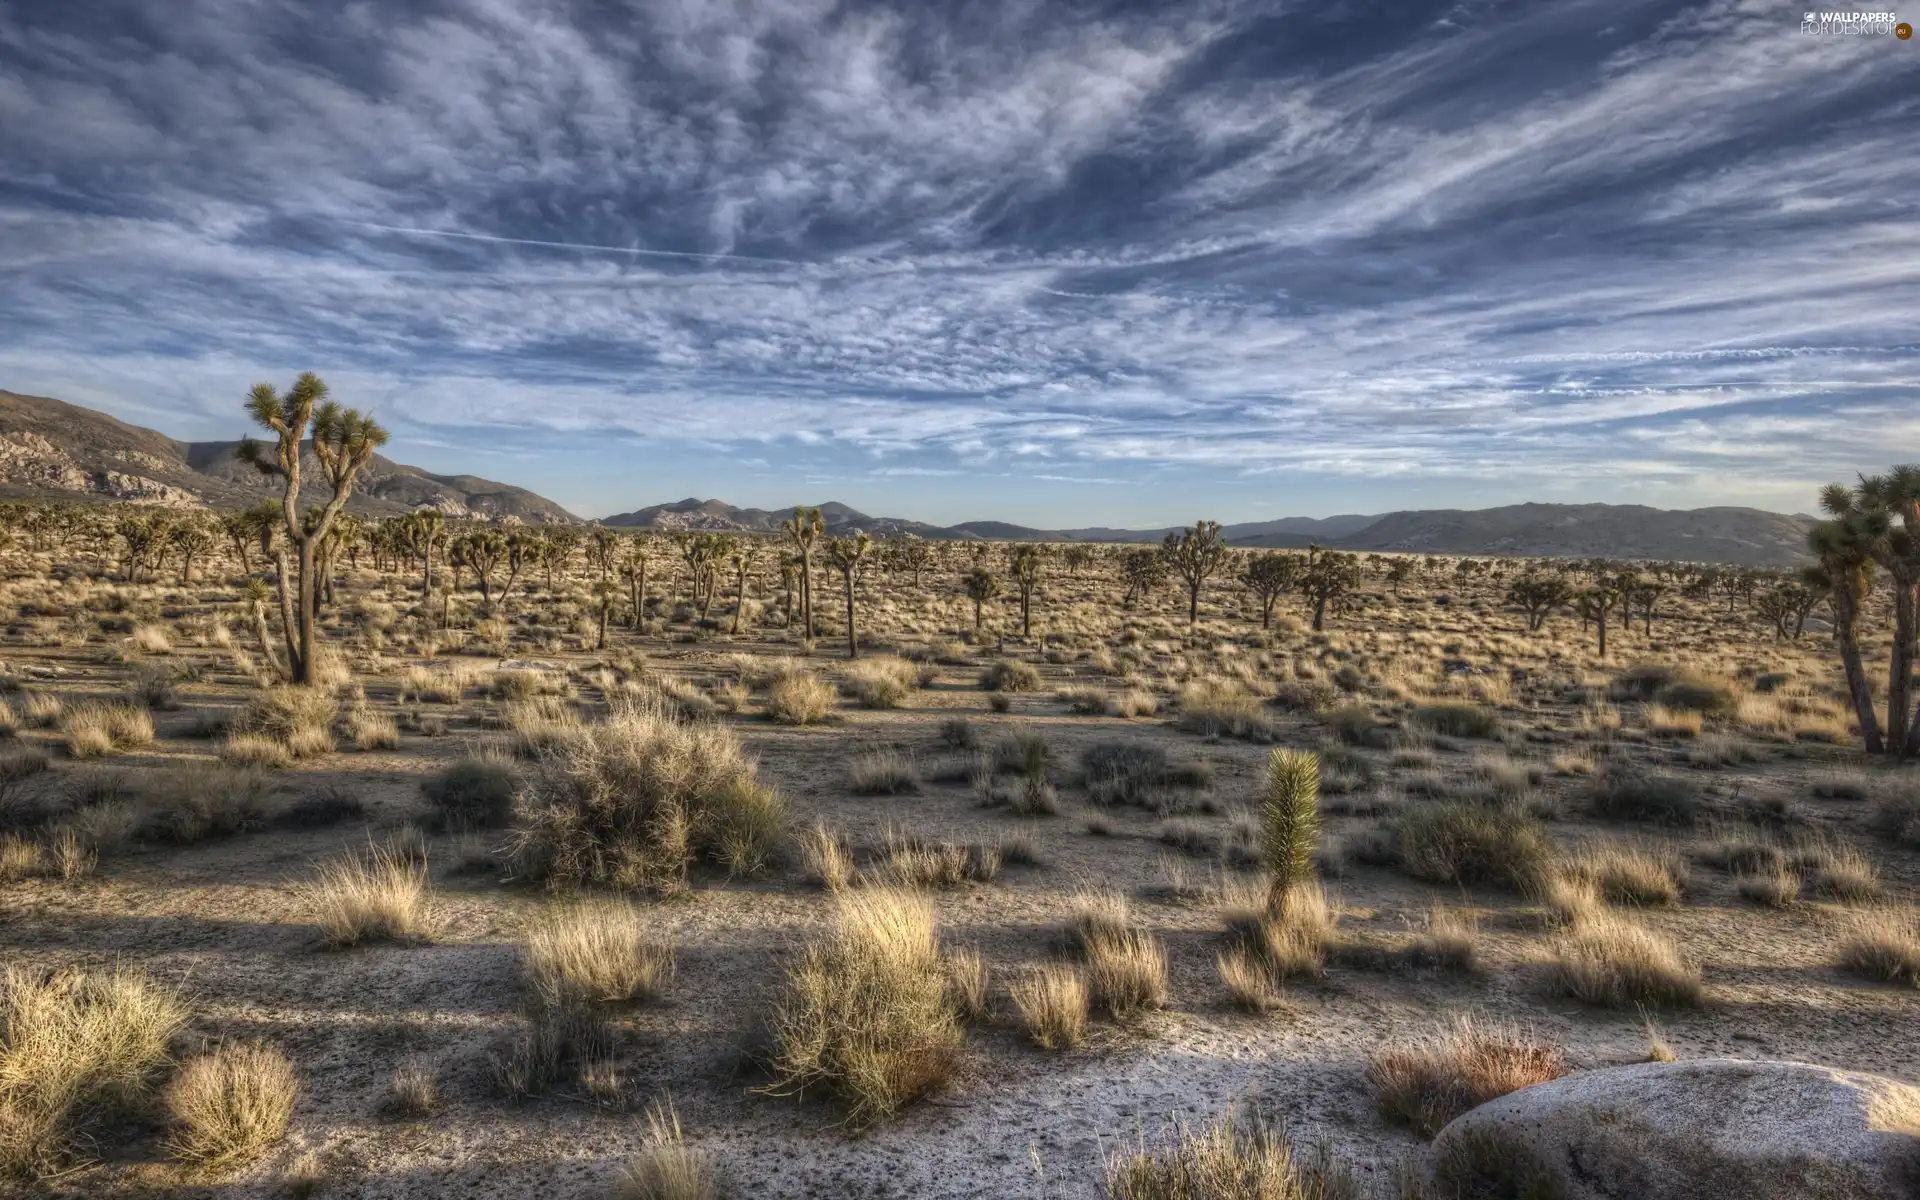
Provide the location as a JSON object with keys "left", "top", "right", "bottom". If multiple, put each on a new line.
{"left": 250, "top": 600, "right": 284, "bottom": 681}
{"left": 1834, "top": 595, "right": 1884, "bottom": 755}
{"left": 1888, "top": 578, "right": 1916, "bottom": 758}
{"left": 801, "top": 554, "right": 815, "bottom": 643}
{"left": 1187, "top": 584, "right": 1199, "bottom": 626}
{"left": 597, "top": 601, "right": 610, "bottom": 650}
{"left": 732, "top": 562, "right": 746, "bottom": 635}
{"left": 972, "top": 597, "right": 983, "bottom": 631}
{"left": 841, "top": 569, "right": 858, "bottom": 659}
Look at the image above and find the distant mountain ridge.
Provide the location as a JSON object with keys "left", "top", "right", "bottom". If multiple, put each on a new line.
{"left": 0, "top": 389, "right": 577, "bottom": 523}
{"left": 602, "top": 497, "right": 1816, "bottom": 566}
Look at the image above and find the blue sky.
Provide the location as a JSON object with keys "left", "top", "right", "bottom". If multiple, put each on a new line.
{"left": 1, "top": 0, "right": 1916, "bottom": 525}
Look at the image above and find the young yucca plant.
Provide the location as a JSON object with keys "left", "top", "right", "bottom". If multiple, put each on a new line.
{"left": 1262, "top": 748, "right": 1321, "bottom": 918}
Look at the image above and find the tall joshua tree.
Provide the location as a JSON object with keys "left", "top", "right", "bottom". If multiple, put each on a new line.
{"left": 1242, "top": 551, "right": 1302, "bottom": 629}
{"left": 1008, "top": 543, "right": 1043, "bottom": 638}
{"left": 1163, "top": 519, "right": 1228, "bottom": 626}
{"left": 1854, "top": 467, "right": 1920, "bottom": 758}
{"left": 729, "top": 538, "right": 757, "bottom": 635}
{"left": 401, "top": 509, "right": 445, "bottom": 598}
{"left": 782, "top": 506, "right": 825, "bottom": 645}
{"left": 823, "top": 532, "right": 872, "bottom": 658}
{"left": 1262, "top": 749, "right": 1321, "bottom": 920}
{"left": 1806, "top": 512, "right": 1880, "bottom": 754}
{"left": 237, "top": 373, "right": 388, "bottom": 685}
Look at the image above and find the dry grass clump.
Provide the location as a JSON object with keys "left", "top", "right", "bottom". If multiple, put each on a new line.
{"left": 766, "top": 670, "right": 836, "bottom": 725}
{"left": 1080, "top": 926, "right": 1169, "bottom": 1020}
{"left": 613, "top": 1100, "right": 715, "bottom": 1200}
{"left": 58, "top": 700, "right": 154, "bottom": 759}
{"left": 1737, "top": 862, "right": 1801, "bottom": 908}
{"left": 1870, "top": 778, "right": 1920, "bottom": 849}
{"left": 1220, "top": 880, "right": 1340, "bottom": 981}
{"left": 1553, "top": 910, "right": 1702, "bottom": 1008}
{"left": 849, "top": 749, "right": 920, "bottom": 795}
{"left": 227, "top": 686, "right": 336, "bottom": 762}
{"left": 303, "top": 847, "right": 432, "bottom": 947}
{"left": 1366, "top": 1015, "right": 1566, "bottom": 1137}
{"left": 841, "top": 658, "right": 919, "bottom": 709}
{"left": 979, "top": 659, "right": 1042, "bottom": 693}
{"left": 879, "top": 828, "right": 1000, "bottom": 889}
{"left": 346, "top": 706, "right": 400, "bottom": 751}
{"left": 1217, "top": 948, "right": 1285, "bottom": 1014}
{"left": 1390, "top": 802, "right": 1551, "bottom": 892}
{"left": 1105, "top": 1111, "right": 1354, "bottom": 1200}
{"left": 1403, "top": 906, "right": 1480, "bottom": 972}
{"left": 523, "top": 902, "right": 674, "bottom": 1009}
{"left": 509, "top": 704, "right": 785, "bottom": 890}
{"left": 797, "top": 822, "right": 855, "bottom": 892}
{"left": 1641, "top": 703, "right": 1703, "bottom": 739}
{"left": 216, "top": 732, "right": 293, "bottom": 769}
{"left": 1835, "top": 908, "right": 1920, "bottom": 988}
{"left": 944, "top": 947, "right": 991, "bottom": 1023}
{"left": 762, "top": 888, "right": 963, "bottom": 1125}
{"left": 1795, "top": 837, "right": 1883, "bottom": 903}
{"left": 0, "top": 966, "right": 188, "bottom": 1179}
{"left": 1011, "top": 963, "right": 1089, "bottom": 1050}
{"left": 0, "top": 745, "right": 47, "bottom": 784}
{"left": 1175, "top": 678, "right": 1276, "bottom": 742}
{"left": 386, "top": 1057, "right": 440, "bottom": 1117}
{"left": 1565, "top": 838, "right": 1686, "bottom": 906}
{"left": 163, "top": 1041, "right": 297, "bottom": 1170}
{"left": 1587, "top": 766, "right": 1700, "bottom": 825}
{"left": 0, "top": 835, "right": 48, "bottom": 884}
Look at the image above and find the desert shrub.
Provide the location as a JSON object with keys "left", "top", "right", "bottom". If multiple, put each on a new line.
{"left": 163, "top": 1041, "right": 297, "bottom": 1169}
{"left": 491, "top": 669, "right": 563, "bottom": 702}
{"left": 767, "top": 671, "right": 835, "bottom": 725}
{"left": 1104, "top": 1111, "right": 1354, "bottom": 1200}
{"left": 849, "top": 749, "right": 920, "bottom": 795}
{"left": 1836, "top": 908, "right": 1920, "bottom": 987}
{"left": 128, "top": 663, "right": 178, "bottom": 710}
{"left": 842, "top": 658, "right": 918, "bottom": 709}
{"left": 142, "top": 762, "right": 274, "bottom": 843}
{"left": 303, "top": 847, "right": 431, "bottom": 947}
{"left": 1587, "top": 767, "right": 1699, "bottom": 825}
{"left": 0, "top": 746, "right": 49, "bottom": 785}
{"left": 987, "top": 691, "right": 1013, "bottom": 713}
{"left": 0, "top": 835, "right": 46, "bottom": 884}
{"left": 1081, "top": 741, "right": 1208, "bottom": 807}
{"left": 1367, "top": 1015, "right": 1565, "bottom": 1137}
{"left": 421, "top": 758, "right": 519, "bottom": 831}
{"left": 938, "top": 717, "right": 976, "bottom": 750}
{"left": 1217, "top": 948, "right": 1284, "bottom": 1014}
{"left": 1554, "top": 911, "right": 1702, "bottom": 1008}
{"left": 386, "top": 1057, "right": 440, "bottom": 1117}
{"left": 1608, "top": 663, "right": 1678, "bottom": 701}
{"left": 1737, "top": 863, "right": 1800, "bottom": 908}
{"left": 1322, "top": 704, "right": 1382, "bottom": 747}
{"left": 346, "top": 708, "right": 400, "bottom": 751}
{"left": 1655, "top": 674, "right": 1738, "bottom": 717}
{"left": 1869, "top": 779, "right": 1920, "bottom": 849}
{"left": 0, "top": 966, "right": 188, "bottom": 1178}
{"left": 216, "top": 733, "right": 292, "bottom": 770}
{"left": 944, "top": 947, "right": 990, "bottom": 1023}
{"left": 1797, "top": 838, "right": 1883, "bottom": 903}
{"left": 1177, "top": 678, "right": 1276, "bottom": 742}
{"left": 761, "top": 888, "right": 963, "bottom": 1125}
{"left": 979, "top": 659, "right": 1042, "bottom": 693}
{"left": 1082, "top": 928, "right": 1168, "bottom": 1020}
{"left": 1392, "top": 802, "right": 1551, "bottom": 891}
{"left": 1403, "top": 905, "right": 1480, "bottom": 972}
{"left": 1222, "top": 880, "right": 1340, "bottom": 981}
{"left": 1407, "top": 702, "right": 1500, "bottom": 739}
{"left": 509, "top": 705, "right": 785, "bottom": 889}
{"left": 58, "top": 701, "right": 154, "bottom": 760}
{"left": 879, "top": 828, "right": 1000, "bottom": 889}
{"left": 1011, "top": 964, "right": 1088, "bottom": 1050}
{"left": 522, "top": 903, "right": 674, "bottom": 1009}
{"left": 1271, "top": 679, "right": 1339, "bottom": 713}
{"left": 613, "top": 1101, "right": 715, "bottom": 1200}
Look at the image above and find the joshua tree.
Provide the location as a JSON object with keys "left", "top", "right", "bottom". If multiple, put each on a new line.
{"left": 1061, "top": 543, "right": 1097, "bottom": 579}
{"left": 461, "top": 529, "right": 507, "bottom": 604}
{"left": 243, "top": 577, "right": 284, "bottom": 680}
{"left": 591, "top": 577, "right": 618, "bottom": 650}
{"left": 219, "top": 509, "right": 259, "bottom": 573}
{"left": 675, "top": 531, "right": 726, "bottom": 621}
{"left": 237, "top": 372, "right": 388, "bottom": 684}
{"left": 621, "top": 535, "right": 652, "bottom": 629}
{"left": 1754, "top": 581, "right": 1821, "bottom": 641}
{"left": 543, "top": 528, "right": 583, "bottom": 591}
{"left": 1807, "top": 507, "right": 1881, "bottom": 753}
{"left": 1629, "top": 577, "right": 1668, "bottom": 637}
{"left": 590, "top": 528, "right": 619, "bottom": 580}
{"left": 1008, "top": 543, "right": 1043, "bottom": 638}
{"left": 400, "top": 509, "right": 445, "bottom": 598}
{"left": 1298, "top": 548, "right": 1362, "bottom": 631}
{"left": 889, "top": 535, "right": 936, "bottom": 588}
{"left": 116, "top": 511, "right": 172, "bottom": 582}
{"left": 169, "top": 522, "right": 215, "bottom": 585}
{"left": 1854, "top": 467, "right": 1920, "bottom": 757}
{"left": 502, "top": 529, "right": 536, "bottom": 601}
{"left": 1162, "top": 519, "right": 1228, "bottom": 626}
{"left": 1505, "top": 573, "right": 1572, "bottom": 633}
{"left": 1119, "top": 546, "right": 1166, "bottom": 608}
{"left": 782, "top": 506, "right": 825, "bottom": 644}
{"left": 823, "top": 532, "right": 872, "bottom": 658}
{"left": 1261, "top": 748, "right": 1321, "bottom": 920}
{"left": 963, "top": 566, "right": 1001, "bottom": 633}
{"left": 1385, "top": 558, "right": 1414, "bottom": 598}
{"left": 1241, "top": 552, "right": 1302, "bottom": 629}
{"left": 729, "top": 538, "right": 757, "bottom": 635}
{"left": 1574, "top": 583, "right": 1620, "bottom": 659}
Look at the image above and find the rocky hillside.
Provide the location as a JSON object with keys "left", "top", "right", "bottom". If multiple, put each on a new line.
{"left": 0, "top": 389, "right": 577, "bottom": 522}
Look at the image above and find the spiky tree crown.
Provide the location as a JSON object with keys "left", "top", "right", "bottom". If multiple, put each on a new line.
{"left": 1262, "top": 749, "right": 1321, "bottom": 917}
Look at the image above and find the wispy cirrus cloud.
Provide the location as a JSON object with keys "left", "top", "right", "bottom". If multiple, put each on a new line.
{"left": 0, "top": 0, "right": 1915, "bottom": 523}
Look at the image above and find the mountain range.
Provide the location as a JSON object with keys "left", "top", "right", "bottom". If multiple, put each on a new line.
{"left": 0, "top": 389, "right": 576, "bottom": 523}
{"left": 0, "top": 387, "right": 1816, "bottom": 565}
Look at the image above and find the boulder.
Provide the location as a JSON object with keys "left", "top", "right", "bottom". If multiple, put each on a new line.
{"left": 1431, "top": 1058, "right": 1920, "bottom": 1200}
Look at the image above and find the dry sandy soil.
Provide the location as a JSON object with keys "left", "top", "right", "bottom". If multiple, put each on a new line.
{"left": 1, "top": 539, "right": 1916, "bottom": 1198}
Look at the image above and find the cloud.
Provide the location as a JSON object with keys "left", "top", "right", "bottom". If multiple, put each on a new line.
{"left": 0, "top": 0, "right": 1915, "bottom": 522}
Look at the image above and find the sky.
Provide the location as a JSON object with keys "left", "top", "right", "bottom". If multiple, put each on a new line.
{"left": 1, "top": 0, "right": 1917, "bottom": 526}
